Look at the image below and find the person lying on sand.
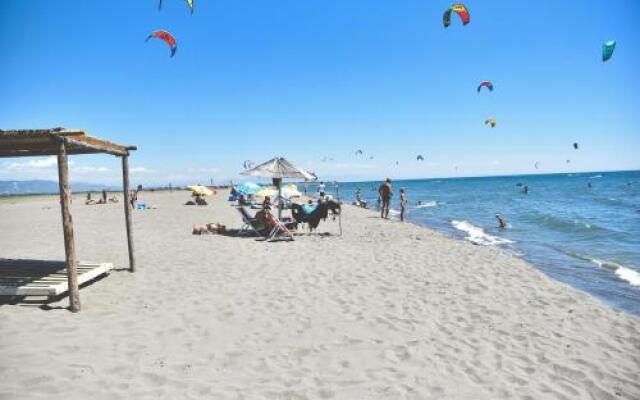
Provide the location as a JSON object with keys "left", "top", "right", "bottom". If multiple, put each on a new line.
{"left": 496, "top": 214, "right": 508, "bottom": 229}
{"left": 192, "top": 223, "right": 226, "bottom": 235}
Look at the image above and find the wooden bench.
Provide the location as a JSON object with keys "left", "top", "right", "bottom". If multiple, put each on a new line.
{"left": 0, "top": 260, "right": 114, "bottom": 297}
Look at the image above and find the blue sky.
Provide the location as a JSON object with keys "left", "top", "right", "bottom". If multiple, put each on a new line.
{"left": 1, "top": 0, "right": 639, "bottom": 185}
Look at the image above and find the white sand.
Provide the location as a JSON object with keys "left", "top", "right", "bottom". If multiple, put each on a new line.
{"left": 1, "top": 191, "right": 639, "bottom": 399}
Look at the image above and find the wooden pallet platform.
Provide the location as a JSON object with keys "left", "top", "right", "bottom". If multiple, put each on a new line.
{"left": 0, "top": 260, "right": 114, "bottom": 296}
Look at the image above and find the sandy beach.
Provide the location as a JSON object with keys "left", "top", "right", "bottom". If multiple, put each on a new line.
{"left": 0, "top": 190, "right": 639, "bottom": 400}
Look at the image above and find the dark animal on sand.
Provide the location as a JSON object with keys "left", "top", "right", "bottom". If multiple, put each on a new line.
{"left": 290, "top": 200, "right": 336, "bottom": 231}
{"left": 326, "top": 199, "right": 341, "bottom": 218}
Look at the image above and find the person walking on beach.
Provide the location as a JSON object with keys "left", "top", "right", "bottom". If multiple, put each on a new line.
{"left": 378, "top": 178, "right": 392, "bottom": 219}
{"left": 399, "top": 188, "right": 407, "bottom": 222}
{"left": 318, "top": 181, "right": 326, "bottom": 199}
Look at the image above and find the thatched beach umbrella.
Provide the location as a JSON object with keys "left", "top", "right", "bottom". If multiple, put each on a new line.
{"left": 240, "top": 157, "right": 314, "bottom": 218}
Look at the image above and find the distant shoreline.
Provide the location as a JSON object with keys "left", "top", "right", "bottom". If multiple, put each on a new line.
{"left": 2, "top": 169, "right": 637, "bottom": 196}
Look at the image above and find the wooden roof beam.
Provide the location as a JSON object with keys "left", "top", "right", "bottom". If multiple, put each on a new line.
{"left": 51, "top": 136, "right": 129, "bottom": 157}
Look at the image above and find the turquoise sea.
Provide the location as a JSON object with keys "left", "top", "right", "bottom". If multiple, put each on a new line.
{"left": 325, "top": 171, "right": 640, "bottom": 316}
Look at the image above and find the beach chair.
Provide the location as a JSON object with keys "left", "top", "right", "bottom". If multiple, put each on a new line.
{"left": 265, "top": 211, "right": 294, "bottom": 242}
{"left": 236, "top": 206, "right": 263, "bottom": 237}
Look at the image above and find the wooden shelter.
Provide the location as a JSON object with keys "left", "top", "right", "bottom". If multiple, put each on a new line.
{"left": 0, "top": 128, "right": 137, "bottom": 312}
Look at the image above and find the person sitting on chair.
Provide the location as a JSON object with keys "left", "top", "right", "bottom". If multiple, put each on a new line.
{"left": 253, "top": 196, "right": 272, "bottom": 231}
{"left": 262, "top": 196, "right": 272, "bottom": 211}
{"left": 195, "top": 194, "right": 208, "bottom": 206}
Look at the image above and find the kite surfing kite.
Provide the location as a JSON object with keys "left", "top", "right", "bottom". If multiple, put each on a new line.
{"left": 158, "top": 0, "right": 194, "bottom": 14}
{"left": 243, "top": 160, "right": 254, "bottom": 170}
{"left": 534, "top": 161, "right": 540, "bottom": 170}
{"left": 566, "top": 159, "right": 571, "bottom": 164}
{"left": 443, "top": 4, "right": 470, "bottom": 28}
{"left": 417, "top": 155, "right": 424, "bottom": 161}
{"left": 355, "top": 149, "right": 363, "bottom": 156}
{"left": 602, "top": 40, "right": 616, "bottom": 62}
{"left": 477, "top": 81, "right": 493, "bottom": 92}
{"left": 146, "top": 30, "right": 177, "bottom": 57}
{"left": 484, "top": 118, "right": 497, "bottom": 128}
{"left": 573, "top": 142, "right": 579, "bottom": 150}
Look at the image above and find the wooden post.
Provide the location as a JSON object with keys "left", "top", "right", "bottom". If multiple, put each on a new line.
{"left": 272, "top": 177, "right": 283, "bottom": 219}
{"left": 56, "top": 139, "right": 81, "bottom": 312}
{"left": 122, "top": 154, "right": 135, "bottom": 272}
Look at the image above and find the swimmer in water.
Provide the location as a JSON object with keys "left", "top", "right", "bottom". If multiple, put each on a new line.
{"left": 496, "top": 214, "right": 507, "bottom": 229}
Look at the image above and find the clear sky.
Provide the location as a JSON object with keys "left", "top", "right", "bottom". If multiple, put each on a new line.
{"left": 1, "top": 1, "right": 639, "bottom": 185}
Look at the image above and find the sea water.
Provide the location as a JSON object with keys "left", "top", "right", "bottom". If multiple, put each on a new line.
{"left": 324, "top": 171, "right": 640, "bottom": 316}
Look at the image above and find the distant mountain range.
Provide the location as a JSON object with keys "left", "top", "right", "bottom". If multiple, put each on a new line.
{"left": 0, "top": 180, "right": 115, "bottom": 195}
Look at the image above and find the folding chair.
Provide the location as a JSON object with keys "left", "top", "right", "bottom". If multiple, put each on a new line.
{"left": 265, "top": 211, "right": 295, "bottom": 242}
{"left": 235, "top": 206, "right": 263, "bottom": 237}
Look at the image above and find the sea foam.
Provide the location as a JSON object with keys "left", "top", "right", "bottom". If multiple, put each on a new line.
{"left": 415, "top": 201, "right": 440, "bottom": 208}
{"left": 590, "top": 258, "right": 640, "bottom": 287}
{"left": 452, "top": 220, "right": 513, "bottom": 246}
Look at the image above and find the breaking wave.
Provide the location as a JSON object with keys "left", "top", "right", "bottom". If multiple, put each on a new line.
{"left": 451, "top": 220, "right": 514, "bottom": 246}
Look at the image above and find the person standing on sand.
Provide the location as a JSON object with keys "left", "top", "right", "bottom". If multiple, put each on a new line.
{"left": 318, "top": 181, "right": 326, "bottom": 199}
{"left": 129, "top": 190, "right": 137, "bottom": 209}
{"left": 399, "top": 188, "right": 407, "bottom": 222}
{"left": 378, "top": 178, "right": 392, "bottom": 219}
